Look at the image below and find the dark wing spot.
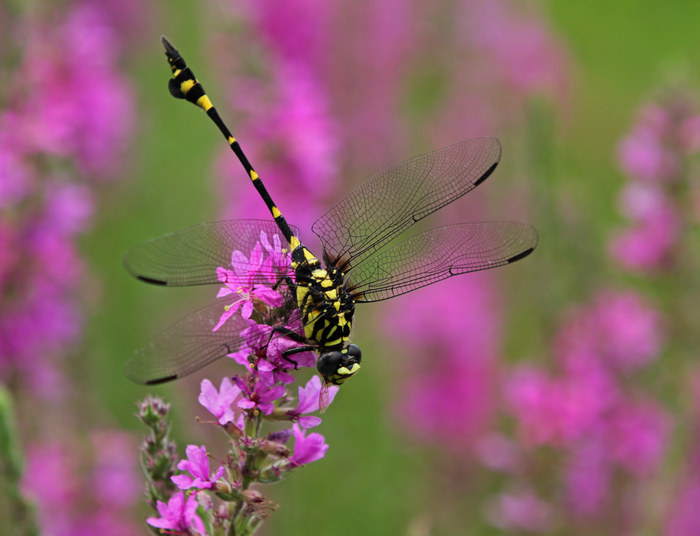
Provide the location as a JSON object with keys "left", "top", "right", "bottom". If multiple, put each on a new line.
{"left": 507, "top": 247, "right": 535, "bottom": 263}
{"left": 137, "top": 275, "right": 168, "bottom": 286}
{"left": 145, "top": 374, "right": 178, "bottom": 385}
{"left": 473, "top": 161, "right": 499, "bottom": 187}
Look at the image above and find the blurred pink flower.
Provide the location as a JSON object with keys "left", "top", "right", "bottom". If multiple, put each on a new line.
{"left": 217, "top": 61, "right": 339, "bottom": 232}
{"left": 242, "top": 0, "right": 333, "bottom": 70}
{"left": 467, "top": 0, "right": 568, "bottom": 98}
{"left": 618, "top": 126, "right": 678, "bottom": 182}
{"left": 0, "top": 146, "right": 33, "bottom": 209}
{"left": 91, "top": 431, "right": 140, "bottom": 508}
{"left": 485, "top": 488, "right": 553, "bottom": 532}
{"left": 678, "top": 115, "right": 700, "bottom": 153}
{"left": 41, "top": 181, "right": 94, "bottom": 237}
{"left": 506, "top": 362, "right": 617, "bottom": 446}
{"left": 666, "top": 482, "right": 700, "bottom": 536}
{"left": 20, "top": 6, "right": 134, "bottom": 178}
{"left": 564, "top": 437, "right": 611, "bottom": 518}
{"left": 609, "top": 399, "right": 671, "bottom": 476}
{"left": 385, "top": 274, "right": 500, "bottom": 452}
{"left": 555, "top": 290, "right": 664, "bottom": 373}
{"left": 23, "top": 437, "right": 140, "bottom": 536}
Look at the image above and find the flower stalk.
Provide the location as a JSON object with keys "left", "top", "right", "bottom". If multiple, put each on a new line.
{"left": 140, "top": 232, "right": 338, "bottom": 535}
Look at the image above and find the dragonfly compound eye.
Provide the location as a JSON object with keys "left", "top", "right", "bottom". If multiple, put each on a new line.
{"left": 317, "top": 347, "right": 362, "bottom": 385}
{"left": 347, "top": 344, "right": 362, "bottom": 363}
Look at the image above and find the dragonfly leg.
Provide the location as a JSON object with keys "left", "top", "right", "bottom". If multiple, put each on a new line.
{"left": 266, "top": 326, "right": 315, "bottom": 369}
{"left": 272, "top": 275, "right": 296, "bottom": 293}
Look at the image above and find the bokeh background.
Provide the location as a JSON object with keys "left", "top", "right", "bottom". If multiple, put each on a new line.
{"left": 3, "top": 0, "right": 700, "bottom": 534}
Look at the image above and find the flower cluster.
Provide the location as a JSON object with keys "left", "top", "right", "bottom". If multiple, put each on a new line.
{"left": 213, "top": 0, "right": 342, "bottom": 234}
{"left": 383, "top": 272, "right": 500, "bottom": 455}
{"left": 1, "top": 2, "right": 144, "bottom": 535}
{"left": 22, "top": 432, "right": 141, "bottom": 536}
{"left": 610, "top": 93, "right": 700, "bottom": 272}
{"left": 0, "top": 1, "right": 134, "bottom": 396}
{"left": 492, "top": 290, "right": 670, "bottom": 529}
{"left": 142, "top": 234, "right": 338, "bottom": 535}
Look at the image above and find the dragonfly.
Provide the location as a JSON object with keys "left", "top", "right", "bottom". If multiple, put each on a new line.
{"left": 123, "top": 37, "right": 538, "bottom": 394}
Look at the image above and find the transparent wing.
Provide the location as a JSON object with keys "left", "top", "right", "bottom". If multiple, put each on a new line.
{"left": 123, "top": 220, "right": 298, "bottom": 287}
{"left": 312, "top": 138, "right": 501, "bottom": 271}
{"left": 346, "top": 222, "right": 537, "bottom": 303}
{"left": 126, "top": 301, "right": 254, "bottom": 384}
{"left": 125, "top": 290, "right": 338, "bottom": 385}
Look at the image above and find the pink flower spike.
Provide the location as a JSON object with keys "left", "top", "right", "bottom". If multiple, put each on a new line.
{"left": 146, "top": 491, "right": 206, "bottom": 534}
{"left": 198, "top": 378, "right": 241, "bottom": 425}
{"left": 289, "top": 424, "right": 329, "bottom": 465}
{"left": 172, "top": 445, "right": 225, "bottom": 490}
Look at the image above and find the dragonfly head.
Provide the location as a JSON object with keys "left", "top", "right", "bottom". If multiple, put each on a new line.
{"left": 317, "top": 344, "right": 362, "bottom": 385}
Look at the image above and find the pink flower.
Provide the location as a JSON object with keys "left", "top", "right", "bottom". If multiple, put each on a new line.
{"left": 486, "top": 489, "right": 552, "bottom": 532}
{"left": 609, "top": 185, "right": 680, "bottom": 272}
{"left": 591, "top": 291, "right": 664, "bottom": 371}
{"left": 198, "top": 378, "right": 241, "bottom": 425}
{"left": 468, "top": 0, "right": 568, "bottom": 97}
{"left": 259, "top": 230, "right": 293, "bottom": 283}
{"left": 666, "top": 481, "right": 700, "bottom": 536}
{"left": 233, "top": 376, "right": 286, "bottom": 415}
{"left": 213, "top": 242, "right": 285, "bottom": 331}
{"left": 555, "top": 291, "right": 664, "bottom": 373}
{"left": 618, "top": 127, "right": 678, "bottom": 182}
{"left": 146, "top": 491, "right": 206, "bottom": 534}
{"left": 609, "top": 399, "right": 671, "bottom": 476}
{"left": 0, "top": 145, "right": 33, "bottom": 209}
{"left": 679, "top": 114, "right": 700, "bottom": 153}
{"left": 90, "top": 431, "right": 139, "bottom": 508}
{"left": 289, "top": 424, "right": 328, "bottom": 465}
{"left": 564, "top": 438, "right": 611, "bottom": 518}
{"left": 287, "top": 376, "right": 339, "bottom": 428}
{"left": 505, "top": 362, "right": 617, "bottom": 446}
{"left": 172, "top": 445, "right": 225, "bottom": 490}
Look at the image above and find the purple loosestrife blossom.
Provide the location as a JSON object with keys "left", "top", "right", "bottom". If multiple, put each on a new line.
{"left": 136, "top": 236, "right": 339, "bottom": 534}
{"left": 501, "top": 290, "right": 671, "bottom": 526}
{"left": 0, "top": 1, "right": 135, "bottom": 395}
{"left": 384, "top": 273, "right": 500, "bottom": 454}
{"left": 286, "top": 375, "right": 339, "bottom": 429}
{"left": 610, "top": 93, "right": 700, "bottom": 272}
{"left": 234, "top": 375, "right": 287, "bottom": 416}
{"left": 172, "top": 445, "right": 226, "bottom": 490}
{"left": 23, "top": 434, "right": 141, "bottom": 536}
{"left": 146, "top": 491, "right": 206, "bottom": 535}
{"left": 1, "top": 2, "right": 144, "bottom": 534}
{"left": 199, "top": 378, "right": 241, "bottom": 425}
{"left": 214, "top": 241, "right": 285, "bottom": 331}
{"left": 289, "top": 424, "right": 329, "bottom": 465}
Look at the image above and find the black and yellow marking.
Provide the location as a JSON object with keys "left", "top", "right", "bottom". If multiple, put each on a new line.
{"left": 161, "top": 36, "right": 359, "bottom": 384}
{"left": 162, "top": 36, "right": 294, "bottom": 245}
{"left": 123, "top": 38, "right": 537, "bottom": 388}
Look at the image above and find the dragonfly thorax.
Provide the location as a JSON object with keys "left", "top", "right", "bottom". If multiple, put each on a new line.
{"left": 291, "top": 243, "right": 359, "bottom": 384}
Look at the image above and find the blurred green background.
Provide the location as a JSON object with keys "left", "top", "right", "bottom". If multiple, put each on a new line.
{"left": 74, "top": 0, "right": 700, "bottom": 534}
